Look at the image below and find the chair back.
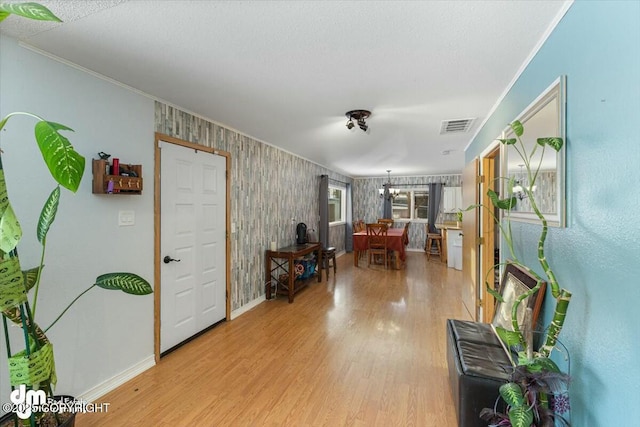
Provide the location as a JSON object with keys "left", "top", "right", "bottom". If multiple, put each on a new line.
{"left": 353, "top": 219, "right": 365, "bottom": 232}
{"left": 378, "top": 218, "right": 394, "bottom": 228}
{"left": 402, "top": 222, "right": 410, "bottom": 245}
{"left": 367, "top": 223, "right": 388, "bottom": 250}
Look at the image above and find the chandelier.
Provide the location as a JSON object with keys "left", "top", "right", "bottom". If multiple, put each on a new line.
{"left": 379, "top": 170, "right": 400, "bottom": 200}
{"left": 512, "top": 164, "right": 536, "bottom": 200}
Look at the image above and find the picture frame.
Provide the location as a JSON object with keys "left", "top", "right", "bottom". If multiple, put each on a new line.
{"left": 492, "top": 262, "right": 546, "bottom": 332}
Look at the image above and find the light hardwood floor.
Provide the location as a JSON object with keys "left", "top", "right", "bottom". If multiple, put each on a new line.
{"left": 77, "top": 251, "right": 471, "bottom": 426}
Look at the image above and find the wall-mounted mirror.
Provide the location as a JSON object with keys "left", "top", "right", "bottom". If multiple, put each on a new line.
{"left": 502, "top": 76, "right": 566, "bottom": 227}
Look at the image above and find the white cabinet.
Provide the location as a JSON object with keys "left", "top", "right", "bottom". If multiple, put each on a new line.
{"left": 442, "top": 187, "right": 462, "bottom": 213}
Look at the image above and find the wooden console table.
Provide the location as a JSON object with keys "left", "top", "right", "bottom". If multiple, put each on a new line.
{"left": 265, "top": 242, "right": 322, "bottom": 303}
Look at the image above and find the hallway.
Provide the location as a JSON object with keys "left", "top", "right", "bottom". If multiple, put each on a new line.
{"left": 79, "top": 251, "right": 471, "bottom": 426}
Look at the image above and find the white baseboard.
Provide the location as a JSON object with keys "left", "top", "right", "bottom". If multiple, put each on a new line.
{"left": 79, "top": 355, "right": 155, "bottom": 403}
{"left": 231, "top": 295, "right": 266, "bottom": 320}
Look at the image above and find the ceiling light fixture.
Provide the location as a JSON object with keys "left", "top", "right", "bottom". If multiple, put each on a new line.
{"left": 345, "top": 110, "right": 371, "bottom": 132}
{"left": 512, "top": 164, "right": 536, "bottom": 200}
{"left": 379, "top": 170, "right": 400, "bottom": 200}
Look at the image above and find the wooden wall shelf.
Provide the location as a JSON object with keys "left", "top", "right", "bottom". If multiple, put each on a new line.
{"left": 92, "top": 159, "right": 143, "bottom": 195}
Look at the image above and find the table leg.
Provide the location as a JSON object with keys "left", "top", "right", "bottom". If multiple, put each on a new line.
{"left": 354, "top": 250, "right": 359, "bottom": 267}
{"left": 265, "top": 251, "right": 272, "bottom": 299}
{"left": 288, "top": 255, "right": 295, "bottom": 303}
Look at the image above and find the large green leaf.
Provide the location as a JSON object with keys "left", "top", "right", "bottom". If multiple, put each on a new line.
{"left": 525, "top": 356, "right": 561, "bottom": 374}
{"left": 0, "top": 2, "right": 61, "bottom": 22}
{"left": 498, "top": 138, "right": 517, "bottom": 145}
{"left": 0, "top": 169, "right": 23, "bottom": 253}
{"left": 510, "top": 120, "right": 524, "bottom": 137}
{"left": 95, "top": 272, "right": 153, "bottom": 295}
{"left": 499, "top": 382, "right": 525, "bottom": 407}
{"left": 34, "top": 121, "right": 85, "bottom": 192}
{"left": 0, "top": 256, "right": 27, "bottom": 311}
{"left": 487, "top": 189, "right": 517, "bottom": 210}
{"left": 537, "top": 137, "right": 564, "bottom": 152}
{"left": 508, "top": 405, "right": 533, "bottom": 427}
{"left": 495, "top": 326, "right": 525, "bottom": 347}
{"left": 22, "top": 266, "right": 41, "bottom": 292}
{"left": 37, "top": 186, "right": 60, "bottom": 243}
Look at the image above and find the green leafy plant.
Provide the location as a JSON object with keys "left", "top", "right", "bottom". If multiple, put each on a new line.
{"left": 0, "top": 3, "right": 152, "bottom": 426}
{"left": 468, "top": 120, "right": 572, "bottom": 427}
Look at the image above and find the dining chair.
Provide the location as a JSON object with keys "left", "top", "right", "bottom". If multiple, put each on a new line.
{"left": 402, "top": 221, "right": 410, "bottom": 246}
{"left": 378, "top": 218, "right": 394, "bottom": 228}
{"left": 366, "top": 223, "right": 389, "bottom": 268}
{"left": 424, "top": 223, "right": 443, "bottom": 261}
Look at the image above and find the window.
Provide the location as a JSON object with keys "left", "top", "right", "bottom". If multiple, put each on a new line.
{"left": 388, "top": 189, "right": 429, "bottom": 220}
{"left": 328, "top": 185, "right": 346, "bottom": 224}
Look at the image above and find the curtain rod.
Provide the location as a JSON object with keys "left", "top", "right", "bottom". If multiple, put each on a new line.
{"left": 386, "top": 182, "right": 447, "bottom": 187}
{"left": 321, "top": 175, "right": 350, "bottom": 186}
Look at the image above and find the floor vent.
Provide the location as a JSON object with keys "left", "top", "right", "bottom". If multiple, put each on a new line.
{"left": 440, "top": 118, "right": 475, "bottom": 134}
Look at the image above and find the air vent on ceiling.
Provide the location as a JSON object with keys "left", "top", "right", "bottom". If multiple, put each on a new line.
{"left": 440, "top": 118, "right": 475, "bottom": 134}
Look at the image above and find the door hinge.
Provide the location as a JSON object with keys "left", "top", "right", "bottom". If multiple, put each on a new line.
{"left": 477, "top": 299, "right": 483, "bottom": 308}
{"left": 477, "top": 236, "right": 484, "bottom": 245}
{"left": 477, "top": 174, "right": 484, "bottom": 184}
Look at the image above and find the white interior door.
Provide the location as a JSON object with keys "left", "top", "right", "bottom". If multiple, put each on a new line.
{"left": 160, "top": 141, "right": 226, "bottom": 353}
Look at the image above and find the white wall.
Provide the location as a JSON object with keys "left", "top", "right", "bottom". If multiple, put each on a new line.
{"left": 0, "top": 35, "right": 155, "bottom": 402}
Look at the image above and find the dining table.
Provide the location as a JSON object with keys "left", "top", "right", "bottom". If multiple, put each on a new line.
{"left": 353, "top": 227, "right": 407, "bottom": 269}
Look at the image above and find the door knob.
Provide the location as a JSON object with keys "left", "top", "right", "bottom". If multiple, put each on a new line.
{"left": 163, "top": 256, "right": 181, "bottom": 264}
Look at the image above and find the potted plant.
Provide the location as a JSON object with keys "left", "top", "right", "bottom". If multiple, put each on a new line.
{"left": 469, "top": 120, "right": 572, "bottom": 427}
{"left": 455, "top": 209, "right": 463, "bottom": 227}
{"left": 0, "top": 3, "right": 152, "bottom": 426}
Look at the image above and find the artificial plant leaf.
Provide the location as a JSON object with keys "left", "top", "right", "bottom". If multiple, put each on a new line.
{"left": 37, "top": 186, "right": 60, "bottom": 243}
{"left": 0, "top": 115, "right": 8, "bottom": 131}
{"left": 526, "top": 356, "right": 561, "bottom": 374}
{"left": 510, "top": 120, "right": 524, "bottom": 137}
{"left": 22, "top": 266, "right": 41, "bottom": 292}
{"left": 0, "top": 202, "right": 22, "bottom": 254}
{"left": 499, "top": 382, "right": 525, "bottom": 407}
{"left": 495, "top": 326, "right": 525, "bottom": 347}
{"left": 0, "top": 169, "right": 23, "bottom": 253}
{"left": 8, "top": 342, "right": 56, "bottom": 387}
{"left": 0, "top": 256, "right": 27, "bottom": 311}
{"left": 34, "top": 121, "right": 85, "bottom": 193}
{"left": 487, "top": 189, "right": 517, "bottom": 210}
{"left": 498, "top": 138, "right": 517, "bottom": 145}
{"left": 0, "top": 2, "right": 61, "bottom": 22}
{"left": 508, "top": 405, "right": 534, "bottom": 427}
{"left": 537, "top": 137, "right": 564, "bottom": 152}
{"left": 95, "top": 272, "right": 153, "bottom": 295}
{"left": 0, "top": 11, "right": 9, "bottom": 22}
{"left": 486, "top": 281, "right": 504, "bottom": 302}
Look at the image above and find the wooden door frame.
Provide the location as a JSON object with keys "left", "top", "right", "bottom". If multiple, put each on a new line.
{"left": 461, "top": 158, "right": 479, "bottom": 321}
{"left": 480, "top": 142, "right": 501, "bottom": 322}
{"left": 153, "top": 133, "right": 231, "bottom": 363}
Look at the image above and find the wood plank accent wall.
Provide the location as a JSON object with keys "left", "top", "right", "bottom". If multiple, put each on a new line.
{"left": 154, "top": 103, "right": 350, "bottom": 311}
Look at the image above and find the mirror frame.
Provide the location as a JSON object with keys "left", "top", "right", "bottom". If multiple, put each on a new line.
{"left": 501, "top": 75, "right": 567, "bottom": 227}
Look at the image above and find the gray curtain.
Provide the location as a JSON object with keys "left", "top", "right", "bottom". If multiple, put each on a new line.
{"left": 319, "top": 175, "right": 329, "bottom": 249}
{"left": 382, "top": 183, "right": 392, "bottom": 219}
{"left": 345, "top": 182, "right": 353, "bottom": 252}
{"left": 427, "top": 183, "right": 443, "bottom": 233}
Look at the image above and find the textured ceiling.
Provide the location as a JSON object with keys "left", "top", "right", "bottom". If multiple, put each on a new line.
{"left": 0, "top": 0, "right": 572, "bottom": 178}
